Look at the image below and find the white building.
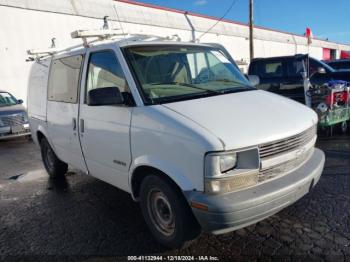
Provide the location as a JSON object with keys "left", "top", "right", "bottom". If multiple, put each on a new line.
{"left": 1, "top": 0, "right": 350, "bottom": 104}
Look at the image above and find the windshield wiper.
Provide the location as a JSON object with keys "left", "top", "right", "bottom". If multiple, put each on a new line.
{"left": 150, "top": 82, "right": 221, "bottom": 95}
{"left": 152, "top": 91, "right": 219, "bottom": 104}
{"left": 174, "top": 81, "right": 255, "bottom": 94}
{"left": 219, "top": 86, "right": 255, "bottom": 94}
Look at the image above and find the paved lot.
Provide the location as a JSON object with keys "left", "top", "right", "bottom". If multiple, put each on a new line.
{"left": 0, "top": 135, "right": 349, "bottom": 261}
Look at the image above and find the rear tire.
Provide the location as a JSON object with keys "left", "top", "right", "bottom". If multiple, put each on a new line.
{"left": 40, "top": 137, "right": 68, "bottom": 178}
{"left": 139, "top": 175, "right": 200, "bottom": 249}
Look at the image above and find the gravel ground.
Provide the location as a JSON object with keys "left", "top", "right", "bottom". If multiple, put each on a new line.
{"left": 0, "top": 135, "right": 349, "bottom": 261}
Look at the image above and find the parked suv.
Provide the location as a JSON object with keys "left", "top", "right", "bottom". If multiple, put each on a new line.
{"left": 248, "top": 54, "right": 350, "bottom": 104}
{"left": 28, "top": 34, "right": 325, "bottom": 248}
{"left": 0, "top": 90, "right": 30, "bottom": 140}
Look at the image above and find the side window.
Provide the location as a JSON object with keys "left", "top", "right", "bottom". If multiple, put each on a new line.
{"left": 86, "top": 50, "right": 128, "bottom": 103}
{"left": 207, "top": 51, "right": 241, "bottom": 82}
{"left": 249, "top": 60, "right": 284, "bottom": 78}
{"left": 263, "top": 62, "right": 283, "bottom": 77}
{"left": 48, "top": 55, "right": 83, "bottom": 103}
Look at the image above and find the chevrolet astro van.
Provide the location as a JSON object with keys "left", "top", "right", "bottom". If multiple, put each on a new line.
{"left": 28, "top": 34, "right": 325, "bottom": 248}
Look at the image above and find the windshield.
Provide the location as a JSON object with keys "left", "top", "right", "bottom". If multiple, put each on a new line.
{"left": 0, "top": 92, "right": 18, "bottom": 107}
{"left": 124, "top": 45, "right": 253, "bottom": 104}
{"left": 309, "top": 58, "right": 335, "bottom": 73}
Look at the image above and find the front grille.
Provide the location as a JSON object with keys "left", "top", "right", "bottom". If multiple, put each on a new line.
{"left": 259, "top": 125, "right": 316, "bottom": 159}
{"left": 1, "top": 114, "right": 26, "bottom": 126}
{"left": 258, "top": 147, "right": 314, "bottom": 182}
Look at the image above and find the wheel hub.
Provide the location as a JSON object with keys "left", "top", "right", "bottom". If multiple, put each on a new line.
{"left": 148, "top": 189, "right": 175, "bottom": 236}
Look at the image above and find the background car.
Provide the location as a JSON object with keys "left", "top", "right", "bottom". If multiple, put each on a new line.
{"left": 325, "top": 59, "right": 350, "bottom": 71}
{"left": 0, "top": 90, "right": 30, "bottom": 140}
{"left": 248, "top": 54, "right": 350, "bottom": 104}
{"left": 248, "top": 55, "right": 350, "bottom": 135}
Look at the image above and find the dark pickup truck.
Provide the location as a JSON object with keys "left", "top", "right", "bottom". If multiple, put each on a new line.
{"left": 248, "top": 54, "right": 350, "bottom": 104}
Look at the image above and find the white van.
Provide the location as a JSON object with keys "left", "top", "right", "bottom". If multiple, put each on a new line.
{"left": 28, "top": 32, "right": 325, "bottom": 248}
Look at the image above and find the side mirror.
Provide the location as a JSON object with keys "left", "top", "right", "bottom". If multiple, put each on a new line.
{"left": 247, "top": 75, "right": 260, "bottom": 86}
{"left": 310, "top": 67, "right": 326, "bottom": 79}
{"left": 88, "top": 87, "right": 124, "bottom": 106}
{"left": 17, "top": 99, "right": 23, "bottom": 104}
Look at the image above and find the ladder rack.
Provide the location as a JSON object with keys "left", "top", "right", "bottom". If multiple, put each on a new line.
{"left": 27, "top": 48, "right": 59, "bottom": 56}
{"left": 71, "top": 29, "right": 123, "bottom": 39}
{"left": 71, "top": 28, "right": 124, "bottom": 47}
{"left": 26, "top": 16, "right": 186, "bottom": 61}
{"left": 27, "top": 31, "right": 183, "bottom": 61}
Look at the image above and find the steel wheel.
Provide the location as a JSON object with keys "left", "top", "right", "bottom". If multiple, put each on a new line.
{"left": 45, "top": 146, "right": 56, "bottom": 172}
{"left": 147, "top": 187, "right": 175, "bottom": 236}
{"left": 40, "top": 137, "right": 68, "bottom": 177}
{"left": 139, "top": 175, "right": 201, "bottom": 248}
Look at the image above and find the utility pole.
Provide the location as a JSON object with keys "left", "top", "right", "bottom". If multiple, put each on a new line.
{"left": 249, "top": 0, "right": 254, "bottom": 61}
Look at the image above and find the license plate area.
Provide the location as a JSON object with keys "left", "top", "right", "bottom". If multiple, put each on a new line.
{"left": 11, "top": 125, "right": 24, "bottom": 134}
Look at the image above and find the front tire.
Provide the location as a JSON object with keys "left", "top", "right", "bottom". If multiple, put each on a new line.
{"left": 139, "top": 175, "right": 200, "bottom": 249}
{"left": 40, "top": 137, "right": 68, "bottom": 178}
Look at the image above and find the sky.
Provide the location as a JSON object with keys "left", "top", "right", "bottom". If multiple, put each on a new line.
{"left": 132, "top": 0, "right": 350, "bottom": 45}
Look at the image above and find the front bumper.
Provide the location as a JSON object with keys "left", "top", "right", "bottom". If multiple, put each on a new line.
{"left": 186, "top": 148, "right": 325, "bottom": 235}
{"left": 0, "top": 124, "right": 31, "bottom": 140}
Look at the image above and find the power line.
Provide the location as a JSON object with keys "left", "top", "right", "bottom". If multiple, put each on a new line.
{"left": 197, "top": 0, "right": 239, "bottom": 41}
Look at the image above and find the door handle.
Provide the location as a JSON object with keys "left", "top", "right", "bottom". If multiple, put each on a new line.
{"left": 72, "top": 118, "right": 77, "bottom": 131}
{"left": 80, "top": 119, "right": 85, "bottom": 133}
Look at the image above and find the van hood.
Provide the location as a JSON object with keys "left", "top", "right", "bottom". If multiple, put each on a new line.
{"left": 162, "top": 90, "right": 318, "bottom": 150}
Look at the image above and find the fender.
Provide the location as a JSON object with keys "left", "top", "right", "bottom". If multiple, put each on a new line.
{"left": 129, "top": 155, "right": 198, "bottom": 199}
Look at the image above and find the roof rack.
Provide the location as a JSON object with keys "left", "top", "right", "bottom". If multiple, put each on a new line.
{"left": 27, "top": 33, "right": 183, "bottom": 60}
{"left": 27, "top": 48, "right": 59, "bottom": 56}
{"left": 71, "top": 29, "right": 124, "bottom": 47}
{"left": 26, "top": 17, "right": 185, "bottom": 61}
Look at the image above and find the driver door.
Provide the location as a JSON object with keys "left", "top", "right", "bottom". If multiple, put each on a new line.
{"left": 78, "top": 46, "right": 133, "bottom": 192}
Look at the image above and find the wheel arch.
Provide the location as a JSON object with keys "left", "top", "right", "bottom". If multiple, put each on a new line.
{"left": 130, "top": 164, "right": 195, "bottom": 201}
{"left": 35, "top": 124, "right": 50, "bottom": 144}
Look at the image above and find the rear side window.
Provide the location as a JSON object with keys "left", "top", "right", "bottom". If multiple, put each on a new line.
{"left": 263, "top": 62, "right": 283, "bottom": 77}
{"left": 48, "top": 55, "right": 83, "bottom": 103}
{"left": 249, "top": 60, "right": 284, "bottom": 78}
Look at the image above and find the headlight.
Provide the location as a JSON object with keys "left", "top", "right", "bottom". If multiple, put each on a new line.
{"left": 205, "top": 148, "right": 259, "bottom": 194}
{"left": 205, "top": 153, "right": 237, "bottom": 177}
{"left": 22, "top": 112, "right": 29, "bottom": 123}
